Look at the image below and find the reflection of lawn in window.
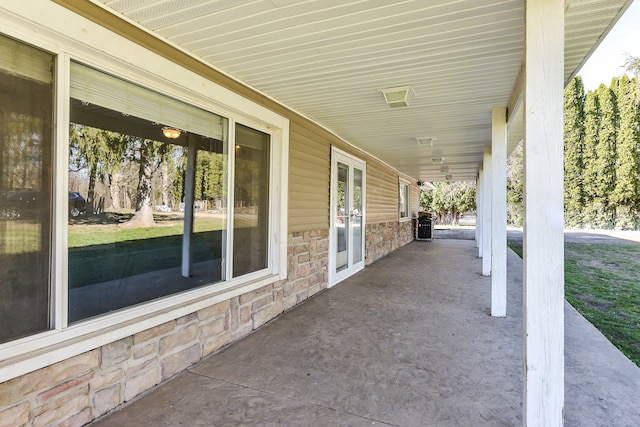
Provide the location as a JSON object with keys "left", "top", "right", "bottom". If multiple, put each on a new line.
{"left": 68, "top": 216, "right": 224, "bottom": 247}
{"left": 68, "top": 214, "right": 225, "bottom": 288}
{"left": 0, "top": 222, "right": 41, "bottom": 254}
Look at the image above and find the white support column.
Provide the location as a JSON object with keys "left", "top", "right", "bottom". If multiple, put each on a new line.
{"left": 181, "top": 136, "right": 197, "bottom": 278}
{"left": 491, "top": 107, "right": 507, "bottom": 317}
{"left": 477, "top": 168, "right": 483, "bottom": 256}
{"left": 475, "top": 176, "right": 480, "bottom": 248}
{"left": 482, "top": 145, "right": 492, "bottom": 276}
{"left": 523, "top": 0, "right": 565, "bottom": 425}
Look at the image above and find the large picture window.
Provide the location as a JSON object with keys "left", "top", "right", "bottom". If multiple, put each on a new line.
{"left": 0, "top": 36, "right": 54, "bottom": 344}
{"left": 0, "top": 16, "right": 288, "bottom": 380}
{"left": 61, "top": 61, "right": 280, "bottom": 323}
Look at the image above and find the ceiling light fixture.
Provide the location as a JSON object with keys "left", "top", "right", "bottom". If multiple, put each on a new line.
{"left": 445, "top": 174, "right": 453, "bottom": 181}
{"left": 379, "top": 86, "right": 416, "bottom": 108}
{"left": 431, "top": 157, "right": 445, "bottom": 165}
{"left": 440, "top": 166, "right": 449, "bottom": 173}
{"left": 162, "top": 126, "right": 181, "bottom": 139}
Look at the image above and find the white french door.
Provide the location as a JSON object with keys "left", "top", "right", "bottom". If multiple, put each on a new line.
{"left": 330, "top": 148, "right": 366, "bottom": 285}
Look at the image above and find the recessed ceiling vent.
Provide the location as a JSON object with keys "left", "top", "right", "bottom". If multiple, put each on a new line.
{"left": 379, "top": 86, "right": 416, "bottom": 108}
{"left": 416, "top": 136, "right": 436, "bottom": 147}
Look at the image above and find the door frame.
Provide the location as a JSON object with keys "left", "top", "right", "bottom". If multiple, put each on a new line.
{"left": 329, "top": 147, "right": 366, "bottom": 287}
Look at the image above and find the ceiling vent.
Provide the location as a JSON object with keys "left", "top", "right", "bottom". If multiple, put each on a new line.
{"left": 416, "top": 136, "right": 436, "bottom": 147}
{"left": 379, "top": 86, "right": 416, "bottom": 108}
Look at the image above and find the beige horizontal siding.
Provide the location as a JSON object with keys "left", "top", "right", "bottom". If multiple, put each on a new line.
{"left": 366, "top": 160, "right": 399, "bottom": 224}
{"left": 288, "top": 120, "right": 331, "bottom": 232}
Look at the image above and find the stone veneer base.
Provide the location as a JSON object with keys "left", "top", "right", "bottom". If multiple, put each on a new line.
{"left": 365, "top": 220, "right": 414, "bottom": 265}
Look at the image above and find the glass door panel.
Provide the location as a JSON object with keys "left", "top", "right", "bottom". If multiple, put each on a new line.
{"left": 352, "top": 167, "right": 363, "bottom": 264}
{"left": 335, "top": 162, "right": 349, "bottom": 272}
{"left": 331, "top": 150, "right": 365, "bottom": 285}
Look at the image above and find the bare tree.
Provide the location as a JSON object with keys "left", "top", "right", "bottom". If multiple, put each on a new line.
{"left": 624, "top": 53, "right": 640, "bottom": 77}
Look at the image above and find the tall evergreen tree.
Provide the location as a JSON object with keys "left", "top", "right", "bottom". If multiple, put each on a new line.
{"left": 581, "top": 89, "right": 600, "bottom": 227}
{"left": 592, "top": 84, "right": 618, "bottom": 228}
{"left": 611, "top": 76, "right": 640, "bottom": 229}
{"left": 563, "top": 76, "right": 586, "bottom": 228}
{"left": 426, "top": 181, "right": 476, "bottom": 225}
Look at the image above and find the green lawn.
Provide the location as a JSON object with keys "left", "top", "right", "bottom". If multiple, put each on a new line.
{"left": 509, "top": 241, "right": 640, "bottom": 367}
{"left": 68, "top": 230, "right": 223, "bottom": 288}
{"left": 67, "top": 215, "right": 225, "bottom": 288}
{"left": 68, "top": 215, "right": 224, "bottom": 247}
{"left": 3, "top": 214, "right": 235, "bottom": 289}
{"left": 0, "top": 222, "right": 42, "bottom": 253}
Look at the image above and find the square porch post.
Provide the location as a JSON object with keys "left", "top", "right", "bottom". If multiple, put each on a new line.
{"left": 477, "top": 167, "right": 484, "bottom": 256}
{"left": 475, "top": 175, "right": 480, "bottom": 248}
{"left": 482, "top": 145, "right": 492, "bottom": 276}
{"left": 523, "top": 0, "right": 565, "bottom": 424}
{"left": 491, "top": 107, "right": 507, "bottom": 317}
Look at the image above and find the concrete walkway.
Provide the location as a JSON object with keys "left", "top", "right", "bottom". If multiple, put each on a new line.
{"left": 90, "top": 240, "right": 640, "bottom": 426}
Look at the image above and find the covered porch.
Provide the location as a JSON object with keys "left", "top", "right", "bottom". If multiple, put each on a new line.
{"left": 90, "top": 238, "right": 640, "bottom": 426}
{"left": 0, "top": 1, "right": 636, "bottom": 425}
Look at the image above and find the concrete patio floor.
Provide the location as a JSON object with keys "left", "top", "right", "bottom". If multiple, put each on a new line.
{"left": 90, "top": 239, "right": 640, "bottom": 426}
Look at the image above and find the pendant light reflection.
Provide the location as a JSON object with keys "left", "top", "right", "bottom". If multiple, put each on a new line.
{"left": 162, "top": 126, "right": 181, "bottom": 139}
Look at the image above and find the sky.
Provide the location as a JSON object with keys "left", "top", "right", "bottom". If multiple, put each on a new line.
{"left": 577, "top": 1, "right": 640, "bottom": 91}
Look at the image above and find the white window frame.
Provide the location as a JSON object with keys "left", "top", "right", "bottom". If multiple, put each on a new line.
{"left": 0, "top": 2, "right": 289, "bottom": 383}
{"left": 399, "top": 178, "right": 411, "bottom": 221}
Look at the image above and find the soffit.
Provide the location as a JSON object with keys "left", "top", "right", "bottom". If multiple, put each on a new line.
{"left": 91, "top": 0, "right": 633, "bottom": 182}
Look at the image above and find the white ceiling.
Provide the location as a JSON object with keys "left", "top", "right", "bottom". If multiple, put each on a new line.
{"left": 93, "top": 0, "right": 633, "bottom": 182}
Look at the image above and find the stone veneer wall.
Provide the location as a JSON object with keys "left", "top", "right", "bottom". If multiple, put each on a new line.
{"left": 0, "top": 230, "right": 329, "bottom": 427}
{"left": 365, "top": 220, "right": 415, "bottom": 265}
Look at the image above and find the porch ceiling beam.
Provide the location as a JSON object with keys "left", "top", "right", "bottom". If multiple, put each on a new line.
{"left": 523, "top": 0, "right": 565, "bottom": 424}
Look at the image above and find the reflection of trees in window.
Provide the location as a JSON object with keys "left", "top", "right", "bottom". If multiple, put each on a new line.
{"left": 353, "top": 182, "right": 362, "bottom": 210}
{"left": 69, "top": 123, "right": 177, "bottom": 225}
{"left": 195, "top": 151, "right": 226, "bottom": 206}
{"left": 123, "top": 137, "right": 170, "bottom": 227}
{"left": 0, "top": 35, "right": 54, "bottom": 344}
{"left": 337, "top": 181, "right": 345, "bottom": 210}
{"left": 69, "top": 124, "right": 126, "bottom": 214}
{"left": 2, "top": 114, "right": 45, "bottom": 190}
{"left": 233, "top": 124, "right": 269, "bottom": 277}
{"left": 172, "top": 148, "right": 226, "bottom": 212}
{"left": 69, "top": 118, "right": 229, "bottom": 223}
